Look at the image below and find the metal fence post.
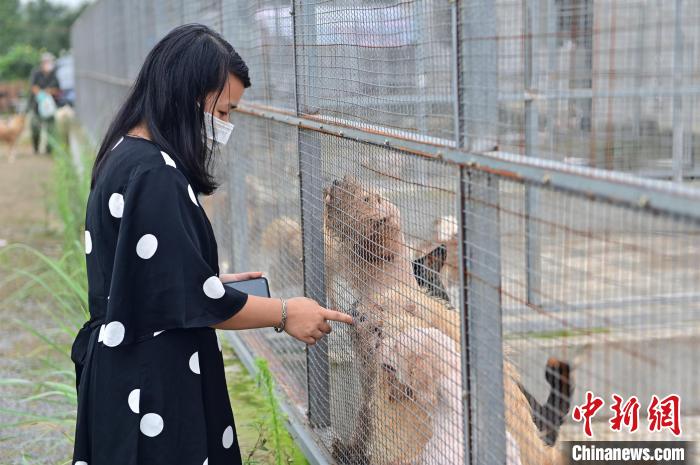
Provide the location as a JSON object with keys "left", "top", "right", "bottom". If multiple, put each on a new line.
{"left": 524, "top": 0, "right": 542, "bottom": 307}
{"left": 672, "top": 0, "right": 685, "bottom": 182}
{"left": 461, "top": 0, "right": 498, "bottom": 151}
{"left": 462, "top": 168, "right": 506, "bottom": 465}
{"left": 458, "top": 1, "right": 505, "bottom": 464}
{"left": 451, "top": 2, "right": 470, "bottom": 463}
{"left": 294, "top": 0, "right": 331, "bottom": 428}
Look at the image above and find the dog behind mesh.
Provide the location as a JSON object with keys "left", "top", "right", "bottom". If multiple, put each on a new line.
{"left": 324, "top": 175, "right": 571, "bottom": 465}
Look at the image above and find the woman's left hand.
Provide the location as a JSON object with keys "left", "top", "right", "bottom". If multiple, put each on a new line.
{"left": 219, "top": 271, "right": 264, "bottom": 283}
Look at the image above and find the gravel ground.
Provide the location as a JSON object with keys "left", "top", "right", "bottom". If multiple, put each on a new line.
{"left": 0, "top": 145, "right": 70, "bottom": 464}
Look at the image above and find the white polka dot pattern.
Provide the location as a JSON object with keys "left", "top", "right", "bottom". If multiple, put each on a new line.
{"left": 189, "top": 351, "right": 200, "bottom": 374}
{"left": 128, "top": 388, "right": 140, "bottom": 414}
{"left": 187, "top": 184, "right": 198, "bottom": 206}
{"left": 84, "top": 230, "right": 92, "bottom": 254}
{"left": 161, "top": 151, "right": 176, "bottom": 167}
{"left": 136, "top": 234, "right": 158, "bottom": 259}
{"left": 111, "top": 136, "right": 124, "bottom": 151}
{"left": 202, "top": 276, "right": 225, "bottom": 299}
{"left": 108, "top": 193, "right": 124, "bottom": 218}
{"left": 222, "top": 425, "right": 234, "bottom": 448}
{"left": 103, "top": 321, "right": 125, "bottom": 347}
{"left": 72, "top": 136, "right": 252, "bottom": 459}
{"left": 140, "top": 413, "right": 164, "bottom": 437}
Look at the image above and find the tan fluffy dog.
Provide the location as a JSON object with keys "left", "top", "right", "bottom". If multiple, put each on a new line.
{"left": 323, "top": 176, "right": 420, "bottom": 313}
{"left": 324, "top": 176, "right": 564, "bottom": 465}
{"left": 348, "top": 282, "right": 564, "bottom": 465}
{"left": 0, "top": 113, "right": 26, "bottom": 162}
{"left": 259, "top": 215, "right": 304, "bottom": 294}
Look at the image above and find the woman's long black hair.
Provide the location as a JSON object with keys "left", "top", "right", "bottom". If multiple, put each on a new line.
{"left": 90, "top": 24, "right": 251, "bottom": 195}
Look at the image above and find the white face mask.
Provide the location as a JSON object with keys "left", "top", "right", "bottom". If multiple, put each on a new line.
{"left": 203, "top": 111, "right": 235, "bottom": 147}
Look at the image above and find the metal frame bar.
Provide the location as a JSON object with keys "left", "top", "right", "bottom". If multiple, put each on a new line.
{"left": 524, "top": 0, "right": 542, "bottom": 308}
{"left": 298, "top": 132, "right": 331, "bottom": 428}
{"left": 451, "top": 2, "right": 470, "bottom": 464}
{"left": 459, "top": 1, "right": 505, "bottom": 463}
{"left": 457, "top": 166, "right": 471, "bottom": 465}
{"left": 230, "top": 104, "right": 700, "bottom": 220}
{"left": 672, "top": 0, "right": 685, "bottom": 182}
{"left": 75, "top": 67, "right": 700, "bottom": 101}
{"left": 294, "top": 0, "right": 331, "bottom": 429}
{"left": 463, "top": 169, "right": 506, "bottom": 465}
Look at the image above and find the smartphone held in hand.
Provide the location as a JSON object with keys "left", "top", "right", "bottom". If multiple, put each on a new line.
{"left": 224, "top": 276, "right": 271, "bottom": 298}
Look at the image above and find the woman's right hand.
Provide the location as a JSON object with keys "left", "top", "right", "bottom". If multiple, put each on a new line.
{"left": 284, "top": 297, "right": 353, "bottom": 345}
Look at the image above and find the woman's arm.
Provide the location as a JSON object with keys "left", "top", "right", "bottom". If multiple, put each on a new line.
{"left": 210, "top": 294, "right": 354, "bottom": 345}
{"left": 210, "top": 294, "right": 283, "bottom": 330}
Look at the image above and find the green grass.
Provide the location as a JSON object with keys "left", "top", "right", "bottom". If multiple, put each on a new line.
{"left": 0, "top": 131, "right": 308, "bottom": 464}
{"left": 223, "top": 351, "right": 308, "bottom": 465}
{"left": 505, "top": 326, "right": 611, "bottom": 340}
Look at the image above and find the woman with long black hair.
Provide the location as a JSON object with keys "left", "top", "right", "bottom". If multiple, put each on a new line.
{"left": 71, "top": 24, "right": 353, "bottom": 465}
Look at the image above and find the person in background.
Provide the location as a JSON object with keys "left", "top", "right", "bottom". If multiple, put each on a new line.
{"left": 28, "top": 52, "right": 61, "bottom": 154}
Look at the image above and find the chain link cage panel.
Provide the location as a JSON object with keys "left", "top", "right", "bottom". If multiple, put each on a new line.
{"left": 469, "top": 170, "right": 700, "bottom": 464}
{"left": 214, "top": 114, "right": 309, "bottom": 412}
{"left": 71, "top": 0, "right": 700, "bottom": 464}
{"left": 73, "top": 0, "right": 700, "bottom": 180}
{"left": 294, "top": 126, "right": 467, "bottom": 464}
{"left": 222, "top": 0, "right": 297, "bottom": 110}
{"left": 294, "top": 0, "right": 455, "bottom": 143}
{"left": 494, "top": 0, "right": 700, "bottom": 180}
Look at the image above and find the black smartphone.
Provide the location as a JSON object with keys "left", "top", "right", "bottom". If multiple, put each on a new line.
{"left": 223, "top": 276, "right": 271, "bottom": 298}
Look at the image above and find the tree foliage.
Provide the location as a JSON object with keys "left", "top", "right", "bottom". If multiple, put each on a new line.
{"left": 0, "top": 44, "right": 41, "bottom": 80}
{"left": 0, "top": 0, "right": 87, "bottom": 80}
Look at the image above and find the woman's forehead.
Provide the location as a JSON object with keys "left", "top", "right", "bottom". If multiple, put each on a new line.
{"left": 215, "top": 75, "right": 245, "bottom": 105}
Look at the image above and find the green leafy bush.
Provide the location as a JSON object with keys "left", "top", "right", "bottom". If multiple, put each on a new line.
{"left": 0, "top": 44, "right": 41, "bottom": 81}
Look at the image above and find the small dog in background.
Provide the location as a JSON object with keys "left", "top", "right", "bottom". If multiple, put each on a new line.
{"left": 54, "top": 104, "right": 76, "bottom": 147}
{"left": 411, "top": 214, "right": 460, "bottom": 306}
{"left": 0, "top": 113, "right": 26, "bottom": 162}
{"left": 259, "top": 215, "right": 304, "bottom": 294}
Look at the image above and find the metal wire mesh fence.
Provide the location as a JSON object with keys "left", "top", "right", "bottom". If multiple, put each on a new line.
{"left": 72, "top": 1, "right": 700, "bottom": 464}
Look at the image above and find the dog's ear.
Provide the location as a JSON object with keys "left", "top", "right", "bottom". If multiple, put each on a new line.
{"left": 519, "top": 357, "right": 574, "bottom": 447}
{"left": 414, "top": 243, "right": 447, "bottom": 273}
{"left": 412, "top": 243, "right": 450, "bottom": 302}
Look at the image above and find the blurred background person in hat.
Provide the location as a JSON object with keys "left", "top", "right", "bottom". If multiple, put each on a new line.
{"left": 28, "top": 51, "right": 60, "bottom": 154}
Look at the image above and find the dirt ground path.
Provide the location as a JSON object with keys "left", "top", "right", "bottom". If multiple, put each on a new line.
{"left": 0, "top": 144, "right": 69, "bottom": 464}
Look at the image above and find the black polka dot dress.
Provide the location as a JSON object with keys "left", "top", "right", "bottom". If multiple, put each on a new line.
{"left": 70, "top": 135, "right": 249, "bottom": 465}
